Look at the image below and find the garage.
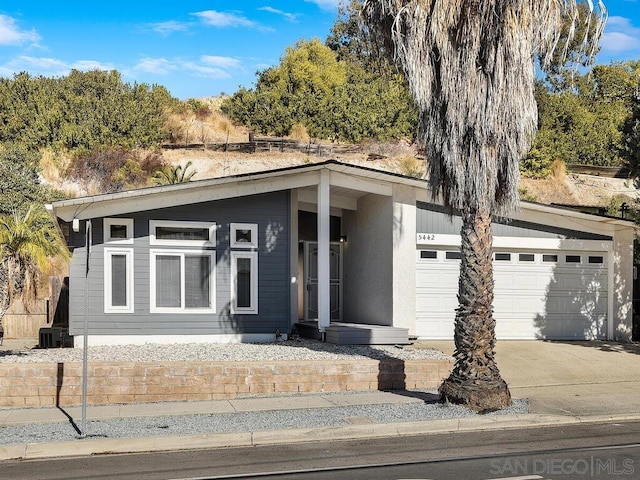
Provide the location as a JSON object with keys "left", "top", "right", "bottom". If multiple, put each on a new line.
{"left": 415, "top": 245, "right": 609, "bottom": 340}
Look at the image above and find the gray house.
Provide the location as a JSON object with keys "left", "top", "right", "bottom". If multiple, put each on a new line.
{"left": 47, "top": 160, "right": 636, "bottom": 346}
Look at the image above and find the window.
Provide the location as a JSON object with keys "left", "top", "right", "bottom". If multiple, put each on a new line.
{"left": 519, "top": 253, "right": 535, "bottom": 262}
{"left": 543, "top": 254, "right": 558, "bottom": 263}
{"left": 103, "top": 218, "right": 133, "bottom": 244}
{"left": 150, "top": 220, "right": 216, "bottom": 247}
{"left": 494, "top": 253, "right": 511, "bottom": 262}
{"left": 589, "top": 256, "right": 604, "bottom": 264}
{"left": 150, "top": 250, "right": 215, "bottom": 313}
{"left": 566, "top": 255, "right": 581, "bottom": 263}
{"left": 231, "top": 251, "right": 258, "bottom": 314}
{"left": 445, "top": 251, "right": 462, "bottom": 260}
{"left": 420, "top": 250, "right": 437, "bottom": 259}
{"left": 104, "top": 248, "right": 134, "bottom": 313}
{"left": 230, "top": 223, "right": 258, "bottom": 249}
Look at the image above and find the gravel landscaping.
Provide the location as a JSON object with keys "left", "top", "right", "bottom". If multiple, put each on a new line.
{"left": 0, "top": 395, "right": 530, "bottom": 446}
{"left": 0, "top": 340, "right": 531, "bottom": 448}
{"left": 0, "top": 338, "right": 451, "bottom": 363}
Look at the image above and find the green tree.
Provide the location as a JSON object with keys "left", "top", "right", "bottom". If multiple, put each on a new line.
{"left": 221, "top": 35, "right": 416, "bottom": 142}
{"left": 0, "top": 204, "right": 70, "bottom": 325}
{"left": 0, "top": 147, "right": 62, "bottom": 216}
{"left": 0, "top": 70, "right": 177, "bottom": 152}
{"left": 223, "top": 39, "right": 347, "bottom": 137}
{"left": 363, "top": 0, "right": 606, "bottom": 411}
{"left": 541, "top": 2, "right": 605, "bottom": 91}
{"left": 532, "top": 62, "right": 637, "bottom": 171}
{"left": 326, "top": 0, "right": 395, "bottom": 72}
{"left": 622, "top": 87, "right": 640, "bottom": 178}
{"left": 320, "top": 66, "right": 416, "bottom": 142}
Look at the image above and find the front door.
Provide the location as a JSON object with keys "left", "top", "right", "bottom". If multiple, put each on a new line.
{"left": 303, "top": 241, "right": 342, "bottom": 321}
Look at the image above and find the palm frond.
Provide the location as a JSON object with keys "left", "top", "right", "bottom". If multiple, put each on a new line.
{"left": 363, "top": 0, "right": 607, "bottom": 214}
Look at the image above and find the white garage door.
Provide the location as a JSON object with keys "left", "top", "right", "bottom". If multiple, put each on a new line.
{"left": 416, "top": 247, "right": 608, "bottom": 340}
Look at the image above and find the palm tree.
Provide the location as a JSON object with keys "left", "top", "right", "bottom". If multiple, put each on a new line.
{"left": 152, "top": 161, "right": 197, "bottom": 185}
{"left": 0, "top": 204, "right": 70, "bottom": 326}
{"left": 363, "top": 1, "right": 606, "bottom": 411}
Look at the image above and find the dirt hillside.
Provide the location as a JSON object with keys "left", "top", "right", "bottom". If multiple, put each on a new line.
{"left": 162, "top": 147, "right": 637, "bottom": 209}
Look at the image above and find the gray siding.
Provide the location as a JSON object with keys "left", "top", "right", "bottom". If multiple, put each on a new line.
{"left": 417, "top": 202, "right": 612, "bottom": 241}
{"left": 68, "top": 191, "right": 291, "bottom": 337}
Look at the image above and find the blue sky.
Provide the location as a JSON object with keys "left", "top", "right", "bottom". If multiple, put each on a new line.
{"left": 1, "top": 1, "right": 639, "bottom": 100}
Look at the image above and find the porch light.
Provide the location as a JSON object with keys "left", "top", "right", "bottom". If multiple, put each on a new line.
{"left": 339, "top": 235, "right": 347, "bottom": 243}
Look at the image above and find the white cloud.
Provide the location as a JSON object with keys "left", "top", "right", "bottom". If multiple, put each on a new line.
{"left": 1, "top": 56, "right": 115, "bottom": 78}
{"left": 131, "top": 56, "right": 240, "bottom": 80}
{"left": 304, "top": 0, "right": 341, "bottom": 11}
{"left": 600, "top": 15, "right": 640, "bottom": 54}
{"left": 0, "top": 15, "right": 40, "bottom": 46}
{"left": 134, "top": 58, "right": 177, "bottom": 75}
{"left": 182, "top": 62, "right": 231, "bottom": 79}
{"left": 600, "top": 31, "right": 640, "bottom": 53}
{"left": 148, "top": 20, "right": 191, "bottom": 36}
{"left": 200, "top": 55, "right": 241, "bottom": 69}
{"left": 192, "top": 10, "right": 256, "bottom": 28}
{"left": 13, "top": 55, "right": 67, "bottom": 70}
{"left": 259, "top": 6, "right": 299, "bottom": 22}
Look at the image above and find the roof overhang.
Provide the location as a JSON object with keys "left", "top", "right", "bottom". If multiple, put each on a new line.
{"left": 47, "top": 160, "right": 428, "bottom": 223}
{"left": 47, "top": 159, "right": 636, "bottom": 236}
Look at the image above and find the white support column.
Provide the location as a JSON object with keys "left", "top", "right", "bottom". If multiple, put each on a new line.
{"left": 317, "top": 169, "right": 331, "bottom": 332}
{"left": 289, "top": 189, "right": 299, "bottom": 329}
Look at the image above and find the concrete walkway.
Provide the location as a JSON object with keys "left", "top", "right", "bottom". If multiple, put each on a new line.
{"left": 1, "top": 340, "right": 640, "bottom": 461}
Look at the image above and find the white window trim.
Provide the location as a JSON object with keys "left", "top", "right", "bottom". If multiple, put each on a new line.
{"left": 104, "top": 247, "right": 134, "bottom": 313}
{"left": 103, "top": 218, "right": 134, "bottom": 244}
{"left": 230, "top": 223, "right": 258, "bottom": 249}
{"left": 150, "top": 249, "right": 216, "bottom": 314}
{"left": 149, "top": 220, "right": 216, "bottom": 247}
{"left": 230, "top": 251, "right": 258, "bottom": 314}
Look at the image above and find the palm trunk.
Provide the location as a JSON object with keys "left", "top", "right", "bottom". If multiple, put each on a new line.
{"left": 439, "top": 204, "right": 511, "bottom": 412}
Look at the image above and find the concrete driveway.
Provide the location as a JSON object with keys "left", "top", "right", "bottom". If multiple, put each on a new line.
{"left": 419, "top": 340, "right": 640, "bottom": 417}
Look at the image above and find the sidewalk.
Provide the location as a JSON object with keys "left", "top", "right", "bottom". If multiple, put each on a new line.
{"left": 1, "top": 340, "right": 639, "bottom": 461}
{"left": 1, "top": 389, "right": 639, "bottom": 462}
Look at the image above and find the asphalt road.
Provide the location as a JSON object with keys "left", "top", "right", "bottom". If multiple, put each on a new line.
{"left": 2, "top": 421, "right": 640, "bottom": 480}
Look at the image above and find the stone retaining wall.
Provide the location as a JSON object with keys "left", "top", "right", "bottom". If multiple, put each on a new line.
{"left": 0, "top": 358, "right": 453, "bottom": 408}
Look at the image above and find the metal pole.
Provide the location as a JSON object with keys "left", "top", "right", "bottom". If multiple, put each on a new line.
{"left": 81, "top": 220, "right": 91, "bottom": 438}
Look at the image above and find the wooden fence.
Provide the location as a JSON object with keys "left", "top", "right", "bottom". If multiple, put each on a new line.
{"left": 161, "top": 137, "right": 367, "bottom": 157}
{"left": 1, "top": 276, "right": 67, "bottom": 341}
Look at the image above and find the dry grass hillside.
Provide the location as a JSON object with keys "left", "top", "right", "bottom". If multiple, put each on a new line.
{"left": 43, "top": 97, "right": 638, "bottom": 210}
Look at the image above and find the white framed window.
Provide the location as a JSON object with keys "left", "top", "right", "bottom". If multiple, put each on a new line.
{"left": 150, "top": 249, "right": 216, "bottom": 313}
{"left": 445, "top": 251, "right": 462, "bottom": 261}
{"left": 103, "top": 218, "right": 134, "bottom": 244}
{"left": 230, "top": 223, "right": 258, "bottom": 249}
{"left": 104, "top": 248, "right": 134, "bottom": 313}
{"left": 149, "top": 220, "right": 216, "bottom": 247}
{"left": 518, "top": 253, "right": 535, "bottom": 263}
{"left": 419, "top": 250, "right": 438, "bottom": 260}
{"left": 565, "top": 254, "right": 582, "bottom": 264}
{"left": 494, "top": 252, "right": 512, "bottom": 262}
{"left": 230, "top": 251, "right": 258, "bottom": 314}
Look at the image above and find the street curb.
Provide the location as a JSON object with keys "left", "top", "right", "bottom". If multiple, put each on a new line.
{"left": 3, "top": 413, "right": 640, "bottom": 461}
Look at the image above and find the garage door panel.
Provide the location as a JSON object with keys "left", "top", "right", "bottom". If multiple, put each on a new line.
{"left": 556, "top": 274, "right": 606, "bottom": 291}
{"left": 494, "top": 295, "right": 545, "bottom": 315}
{"left": 416, "top": 292, "right": 457, "bottom": 314}
{"left": 416, "top": 316, "right": 455, "bottom": 339}
{"left": 416, "top": 248, "right": 609, "bottom": 340}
